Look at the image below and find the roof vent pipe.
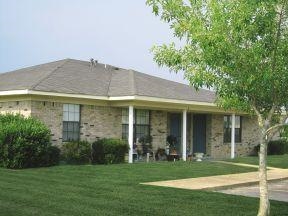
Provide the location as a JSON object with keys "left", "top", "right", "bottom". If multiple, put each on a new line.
{"left": 90, "top": 58, "right": 98, "bottom": 67}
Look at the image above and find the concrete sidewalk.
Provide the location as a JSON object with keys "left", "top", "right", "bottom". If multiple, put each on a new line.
{"left": 141, "top": 164, "right": 288, "bottom": 191}
{"left": 218, "top": 179, "right": 288, "bottom": 202}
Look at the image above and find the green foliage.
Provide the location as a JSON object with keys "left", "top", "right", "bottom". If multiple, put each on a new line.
{"left": 155, "top": 148, "right": 167, "bottom": 161}
{"left": 61, "top": 141, "right": 91, "bottom": 164}
{"left": 268, "top": 140, "right": 288, "bottom": 155}
{"left": 0, "top": 113, "right": 59, "bottom": 168}
{"left": 147, "top": 0, "right": 288, "bottom": 117}
{"left": 92, "top": 138, "right": 129, "bottom": 164}
{"left": 2, "top": 162, "right": 281, "bottom": 216}
{"left": 254, "top": 139, "right": 288, "bottom": 155}
{"left": 138, "top": 135, "right": 153, "bottom": 154}
{"left": 45, "top": 145, "right": 61, "bottom": 166}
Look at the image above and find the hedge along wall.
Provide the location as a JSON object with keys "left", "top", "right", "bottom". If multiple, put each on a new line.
{"left": 92, "top": 138, "right": 129, "bottom": 164}
{"left": 0, "top": 114, "right": 60, "bottom": 169}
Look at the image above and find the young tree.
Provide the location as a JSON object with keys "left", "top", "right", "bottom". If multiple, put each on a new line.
{"left": 147, "top": 0, "right": 288, "bottom": 215}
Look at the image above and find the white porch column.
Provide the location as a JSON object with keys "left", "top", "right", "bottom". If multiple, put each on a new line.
{"left": 128, "top": 105, "right": 134, "bottom": 163}
{"left": 182, "top": 110, "right": 187, "bottom": 161}
{"left": 231, "top": 113, "right": 235, "bottom": 159}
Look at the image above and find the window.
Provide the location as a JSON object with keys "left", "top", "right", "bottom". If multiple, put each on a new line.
{"left": 122, "top": 109, "right": 150, "bottom": 141}
{"left": 224, "top": 115, "right": 242, "bottom": 142}
{"left": 63, "top": 104, "right": 80, "bottom": 142}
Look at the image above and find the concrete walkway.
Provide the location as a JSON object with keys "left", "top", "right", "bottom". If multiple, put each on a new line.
{"left": 218, "top": 179, "right": 288, "bottom": 202}
{"left": 141, "top": 162, "right": 288, "bottom": 191}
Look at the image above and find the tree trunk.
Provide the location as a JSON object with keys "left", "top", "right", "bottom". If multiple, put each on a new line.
{"left": 257, "top": 129, "right": 270, "bottom": 216}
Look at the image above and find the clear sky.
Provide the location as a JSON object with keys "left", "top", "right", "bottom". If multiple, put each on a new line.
{"left": 0, "top": 0, "right": 187, "bottom": 84}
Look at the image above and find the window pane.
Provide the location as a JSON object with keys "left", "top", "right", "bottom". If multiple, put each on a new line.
{"left": 68, "top": 104, "right": 74, "bottom": 113}
{"left": 63, "top": 104, "right": 80, "bottom": 122}
{"left": 63, "top": 111, "right": 69, "bottom": 121}
{"left": 74, "top": 104, "right": 80, "bottom": 113}
{"left": 63, "top": 104, "right": 69, "bottom": 112}
{"left": 223, "top": 115, "right": 242, "bottom": 143}
{"left": 74, "top": 113, "right": 79, "bottom": 122}
{"left": 63, "top": 132, "right": 68, "bottom": 141}
{"left": 63, "top": 104, "right": 80, "bottom": 141}
{"left": 136, "top": 110, "right": 149, "bottom": 124}
{"left": 135, "top": 125, "right": 149, "bottom": 140}
{"left": 224, "top": 116, "right": 230, "bottom": 128}
{"left": 122, "top": 109, "right": 129, "bottom": 124}
{"left": 235, "top": 116, "right": 241, "bottom": 128}
{"left": 67, "top": 122, "right": 74, "bottom": 131}
{"left": 235, "top": 129, "right": 241, "bottom": 142}
{"left": 63, "top": 122, "right": 68, "bottom": 131}
{"left": 63, "top": 122, "right": 79, "bottom": 141}
{"left": 122, "top": 124, "right": 128, "bottom": 140}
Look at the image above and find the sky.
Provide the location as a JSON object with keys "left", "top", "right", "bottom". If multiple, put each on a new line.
{"left": 0, "top": 0, "right": 187, "bottom": 84}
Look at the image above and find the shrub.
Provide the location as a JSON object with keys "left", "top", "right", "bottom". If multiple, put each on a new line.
{"left": 267, "top": 140, "right": 288, "bottom": 155}
{"left": 61, "top": 141, "right": 91, "bottom": 164}
{"left": 92, "top": 138, "right": 129, "bottom": 164}
{"left": 0, "top": 113, "right": 60, "bottom": 169}
{"left": 253, "top": 139, "right": 288, "bottom": 155}
{"left": 45, "top": 146, "right": 61, "bottom": 166}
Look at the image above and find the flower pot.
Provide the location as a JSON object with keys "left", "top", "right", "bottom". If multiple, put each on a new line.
{"left": 194, "top": 152, "right": 204, "bottom": 161}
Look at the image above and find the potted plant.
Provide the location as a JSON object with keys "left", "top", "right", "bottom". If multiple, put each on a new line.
{"left": 194, "top": 152, "right": 204, "bottom": 161}
{"left": 166, "top": 135, "right": 177, "bottom": 154}
{"left": 155, "top": 148, "right": 167, "bottom": 161}
{"left": 139, "top": 135, "right": 153, "bottom": 154}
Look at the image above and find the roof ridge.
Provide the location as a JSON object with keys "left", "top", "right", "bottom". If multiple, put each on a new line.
{"left": 129, "top": 70, "right": 137, "bottom": 95}
{"left": 30, "top": 59, "right": 69, "bottom": 90}
{"left": 106, "top": 67, "right": 114, "bottom": 96}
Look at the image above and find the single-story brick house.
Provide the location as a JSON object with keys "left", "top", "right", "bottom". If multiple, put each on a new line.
{"left": 0, "top": 58, "right": 260, "bottom": 162}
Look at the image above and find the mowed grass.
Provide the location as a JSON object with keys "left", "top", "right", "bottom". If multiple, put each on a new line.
{"left": 0, "top": 161, "right": 287, "bottom": 216}
{"left": 226, "top": 154, "right": 288, "bottom": 169}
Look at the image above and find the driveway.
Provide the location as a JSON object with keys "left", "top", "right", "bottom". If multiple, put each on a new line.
{"left": 217, "top": 179, "right": 288, "bottom": 202}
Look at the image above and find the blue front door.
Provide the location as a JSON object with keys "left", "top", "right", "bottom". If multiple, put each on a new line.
{"left": 193, "top": 114, "right": 206, "bottom": 153}
{"left": 170, "top": 113, "right": 182, "bottom": 154}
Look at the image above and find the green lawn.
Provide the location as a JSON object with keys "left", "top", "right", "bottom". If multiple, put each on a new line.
{"left": 0, "top": 161, "right": 287, "bottom": 216}
{"left": 226, "top": 154, "right": 288, "bottom": 169}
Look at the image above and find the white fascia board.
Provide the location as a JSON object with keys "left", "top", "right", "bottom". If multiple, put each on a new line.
{"left": 0, "top": 90, "right": 216, "bottom": 107}
{"left": 0, "top": 90, "right": 29, "bottom": 96}
{"left": 26, "top": 90, "right": 108, "bottom": 100}
{"left": 108, "top": 96, "right": 136, "bottom": 101}
{"left": 109, "top": 96, "right": 216, "bottom": 107}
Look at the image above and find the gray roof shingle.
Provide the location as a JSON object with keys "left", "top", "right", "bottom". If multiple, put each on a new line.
{"left": 0, "top": 59, "right": 216, "bottom": 103}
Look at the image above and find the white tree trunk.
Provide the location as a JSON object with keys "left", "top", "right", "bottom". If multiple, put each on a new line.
{"left": 257, "top": 129, "right": 270, "bottom": 216}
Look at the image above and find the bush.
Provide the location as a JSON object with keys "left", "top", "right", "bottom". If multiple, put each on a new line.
{"left": 92, "top": 138, "right": 129, "bottom": 164}
{"left": 0, "top": 113, "right": 60, "bottom": 169}
{"left": 253, "top": 139, "right": 288, "bottom": 155}
{"left": 45, "top": 146, "right": 61, "bottom": 166}
{"left": 267, "top": 140, "right": 288, "bottom": 155}
{"left": 61, "top": 141, "right": 91, "bottom": 164}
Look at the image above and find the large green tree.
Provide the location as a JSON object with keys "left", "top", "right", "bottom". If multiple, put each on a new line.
{"left": 147, "top": 0, "right": 288, "bottom": 215}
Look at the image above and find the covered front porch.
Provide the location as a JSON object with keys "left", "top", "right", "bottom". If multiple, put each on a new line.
{"left": 123, "top": 104, "right": 238, "bottom": 163}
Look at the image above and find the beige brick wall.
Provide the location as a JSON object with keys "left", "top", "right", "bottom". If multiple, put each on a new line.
{"left": 0, "top": 100, "right": 262, "bottom": 158}
{"left": 208, "top": 114, "right": 260, "bottom": 158}
{"left": 31, "top": 101, "right": 63, "bottom": 145}
{"left": 31, "top": 102, "right": 123, "bottom": 145}
{"left": 150, "top": 110, "right": 168, "bottom": 151}
{"left": 80, "top": 105, "right": 122, "bottom": 142}
{"left": 235, "top": 116, "right": 260, "bottom": 157}
{"left": 0, "top": 101, "right": 31, "bottom": 117}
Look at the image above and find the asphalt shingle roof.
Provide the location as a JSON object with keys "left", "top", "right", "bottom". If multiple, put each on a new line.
{"left": 0, "top": 59, "right": 216, "bottom": 103}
